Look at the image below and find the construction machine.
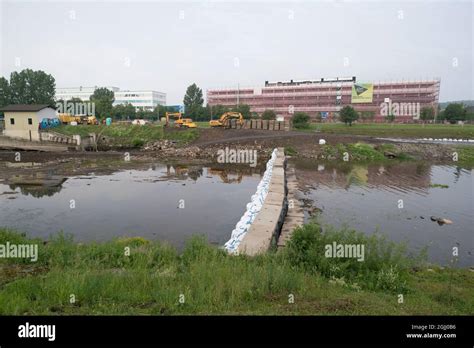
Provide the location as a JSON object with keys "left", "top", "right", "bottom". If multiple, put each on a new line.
{"left": 165, "top": 112, "right": 197, "bottom": 128}
{"left": 208, "top": 168, "right": 243, "bottom": 184}
{"left": 58, "top": 113, "right": 98, "bottom": 125}
{"left": 80, "top": 115, "right": 99, "bottom": 125}
{"left": 165, "top": 112, "right": 183, "bottom": 127}
{"left": 182, "top": 118, "right": 197, "bottom": 128}
{"left": 58, "top": 113, "right": 81, "bottom": 124}
{"left": 209, "top": 112, "right": 244, "bottom": 128}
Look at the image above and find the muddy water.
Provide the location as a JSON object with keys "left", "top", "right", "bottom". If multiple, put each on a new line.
{"left": 294, "top": 160, "right": 474, "bottom": 267}
{"left": 0, "top": 163, "right": 263, "bottom": 248}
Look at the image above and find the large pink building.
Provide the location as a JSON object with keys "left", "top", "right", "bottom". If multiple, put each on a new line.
{"left": 207, "top": 77, "right": 441, "bottom": 122}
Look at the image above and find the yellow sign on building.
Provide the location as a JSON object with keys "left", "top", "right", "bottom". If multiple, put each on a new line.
{"left": 351, "top": 83, "right": 374, "bottom": 103}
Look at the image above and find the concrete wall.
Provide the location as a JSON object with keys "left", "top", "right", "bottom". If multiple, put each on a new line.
{"left": 237, "top": 148, "right": 287, "bottom": 255}
{"left": 0, "top": 136, "right": 70, "bottom": 152}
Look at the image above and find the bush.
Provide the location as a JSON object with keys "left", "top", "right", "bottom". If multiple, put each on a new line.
{"left": 292, "top": 112, "right": 310, "bottom": 129}
{"left": 284, "top": 146, "right": 297, "bottom": 156}
{"left": 132, "top": 138, "right": 145, "bottom": 147}
{"left": 261, "top": 110, "right": 276, "bottom": 120}
{"left": 339, "top": 106, "right": 359, "bottom": 126}
{"left": 444, "top": 103, "right": 466, "bottom": 124}
{"left": 283, "top": 223, "right": 416, "bottom": 292}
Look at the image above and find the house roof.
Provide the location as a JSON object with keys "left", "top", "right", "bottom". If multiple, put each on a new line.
{"left": 0, "top": 104, "right": 54, "bottom": 112}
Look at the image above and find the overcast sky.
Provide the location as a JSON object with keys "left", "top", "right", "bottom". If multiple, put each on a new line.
{"left": 0, "top": 0, "right": 472, "bottom": 104}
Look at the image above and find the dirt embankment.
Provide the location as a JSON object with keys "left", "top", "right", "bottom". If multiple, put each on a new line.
{"left": 0, "top": 129, "right": 465, "bottom": 173}
{"left": 184, "top": 129, "right": 458, "bottom": 162}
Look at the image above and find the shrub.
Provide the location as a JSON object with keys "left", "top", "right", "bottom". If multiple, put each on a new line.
{"left": 292, "top": 112, "right": 310, "bottom": 129}
{"left": 283, "top": 223, "right": 416, "bottom": 292}
{"left": 261, "top": 110, "right": 276, "bottom": 120}
{"left": 339, "top": 106, "right": 359, "bottom": 126}
{"left": 132, "top": 138, "right": 145, "bottom": 147}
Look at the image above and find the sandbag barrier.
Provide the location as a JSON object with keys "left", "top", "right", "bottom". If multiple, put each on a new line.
{"left": 224, "top": 148, "right": 279, "bottom": 254}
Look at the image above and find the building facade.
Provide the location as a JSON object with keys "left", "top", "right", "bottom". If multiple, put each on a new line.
{"left": 56, "top": 86, "right": 120, "bottom": 101}
{"left": 56, "top": 87, "right": 166, "bottom": 111}
{"left": 207, "top": 77, "right": 441, "bottom": 122}
{"left": 113, "top": 90, "right": 166, "bottom": 111}
{"left": 0, "top": 104, "right": 58, "bottom": 141}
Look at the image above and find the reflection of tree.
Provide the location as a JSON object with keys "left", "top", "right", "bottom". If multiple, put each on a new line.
{"left": 188, "top": 168, "right": 203, "bottom": 181}
{"left": 161, "top": 163, "right": 265, "bottom": 183}
{"left": 295, "top": 160, "right": 432, "bottom": 191}
{"left": 345, "top": 165, "right": 368, "bottom": 188}
{"left": 8, "top": 184, "right": 63, "bottom": 198}
{"left": 453, "top": 166, "right": 462, "bottom": 183}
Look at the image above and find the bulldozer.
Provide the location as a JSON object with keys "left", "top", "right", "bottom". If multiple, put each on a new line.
{"left": 80, "top": 115, "right": 99, "bottom": 125}
{"left": 165, "top": 112, "right": 197, "bottom": 128}
{"left": 209, "top": 111, "right": 244, "bottom": 128}
{"left": 181, "top": 118, "right": 197, "bottom": 128}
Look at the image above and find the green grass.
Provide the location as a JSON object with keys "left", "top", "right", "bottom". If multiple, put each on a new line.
{"left": 430, "top": 183, "right": 449, "bottom": 189}
{"left": 0, "top": 224, "right": 472, "bottom": 315}
{"left": 456, "top": 145, "right": 474, "bottom": 166}
{"left": 284, "top": 146, "right": 298, "bottom": 156}
{"left": 304, "top": 123, "right": 474, "bottom": 139}
{"left": 319, "top": 142, "right": 411, "bottom": 162}
{"left": 195, "top": 121, "right": 211, "bottom": 128}
{"left": 55, "top": 124, "right": 198, "bottom": 147}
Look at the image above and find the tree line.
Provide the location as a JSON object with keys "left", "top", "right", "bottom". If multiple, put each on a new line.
{"left": 1, "top": 70, "right": 472, "bottom": 125}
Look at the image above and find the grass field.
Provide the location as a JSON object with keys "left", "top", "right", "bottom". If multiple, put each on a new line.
{"left": 303, "top": 123, "right": 474, "bottom": 139}
{"left": 55, "top": 124, "right": 198, "bottom": 147}
{"left": 1, "top": 223, "right": 472, "bottom": 315}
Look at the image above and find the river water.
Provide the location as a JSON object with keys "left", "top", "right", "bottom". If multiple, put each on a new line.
{"left": 294, "top": 160, "right": 474, "bottom": 267}
{"left": 0, "top": 163, "right": 263, "bottom": 248}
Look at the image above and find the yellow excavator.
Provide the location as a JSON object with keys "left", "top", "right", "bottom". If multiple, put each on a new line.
{"left": 165, "top": 112, "right": 197, "bottom": 128}
{"left": 209, "top": 111, "right": 244, "bottom": 128}
{"left": 208, "top": 168, "right": 243, "bottom": 184}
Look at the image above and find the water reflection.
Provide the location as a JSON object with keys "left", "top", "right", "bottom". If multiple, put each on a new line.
{"left": 0, "top": 162, "right": 264, "bottom": 248}
{"left": 294, "top": 159, "right": 474, "bottom": 267}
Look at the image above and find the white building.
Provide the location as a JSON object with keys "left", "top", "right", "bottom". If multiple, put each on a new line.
{"left": 114, "top": 90, "right": 166, "bottom": 111}
{"left": 56, "top": 86, "right": 120, "bottom": 101}
{"left": 0, "top": 104, "right": 58, "bottom": 141}
{"left": 55, "top": 87, "right": 166, "bottom": 111}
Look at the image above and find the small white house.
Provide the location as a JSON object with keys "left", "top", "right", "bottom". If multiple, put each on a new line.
{"left": 0, "top": 104, "right": 58, "bottom": 141}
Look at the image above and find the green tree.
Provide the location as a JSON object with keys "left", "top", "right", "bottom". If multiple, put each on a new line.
{"left": 209, "top": 104, "right": 230, "bottom": 119}
{"left": 136, "top": 109, "right": 155, "bottom": 120}
{"left": 262, "top": 109, "right": 276, "bottom": 120}
{"left": 444, "top": 103, "right": 466, "bottom": 124}
{"left": 0, "top": 77, "right": 11, "bottom": 112}
{"left": 420, "top": 106, "right": 435, "bottom": 123}
{"left": 232, "top": 104, "right": 251, "bottom": 119}
{"left": 183, "top": 83, "right": 204, "bottom": 120}
{"left": 9, "top": 69, "right": 55, "bottom": 105}
{"left": 90, "top": 87, "right": 115, "bottom": 119}
{"left": 385, "top": 114, "right": 395, "bottom": 123}
{"left": 113, "top": 103, "right": 136, "bottom": 120}
{"left": 195, "top": 105, "right": 211, "bottom": 121}
{"left": 339, "top": 106, "right": 359, "bottom": 126}
{"left": 292, "top": 112, "right": 310, "bottom": 129}
{"left": 154, "top": 105, "right": 174, "bottom": 120}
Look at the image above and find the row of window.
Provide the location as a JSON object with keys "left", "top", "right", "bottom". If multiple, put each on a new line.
{"left": 10, "top": 118, "right": 33, "bottom": 125}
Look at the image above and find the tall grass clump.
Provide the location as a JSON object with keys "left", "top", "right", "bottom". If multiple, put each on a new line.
{"left": 283, "top": 223, "right": 421, "bottom": 292}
